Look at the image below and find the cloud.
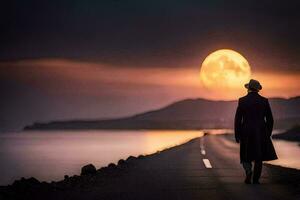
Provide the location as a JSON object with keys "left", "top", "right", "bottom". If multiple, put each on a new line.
{"left": 1, "top": 57, "right": 299, "bottom": 100}
{"left": 253, "top": 71, "right": 300, "bottom": 98}
{"left": 1, "top": 0, "right": 300, "bottom": 72}
{"left": 0, "top": 58, "right": 201, "bottom": 96}
{"left": 1, "top": 1, "right": 300, "bottom": 131}
{"left": 0, "top": 57, "right": 299, "bottom": 131}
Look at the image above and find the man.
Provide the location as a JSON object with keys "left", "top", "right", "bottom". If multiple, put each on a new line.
{"left": 234, "top": 79, "right": 278, "bottom": 184}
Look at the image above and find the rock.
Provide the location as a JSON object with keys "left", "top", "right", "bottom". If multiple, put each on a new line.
{"left": 204, "top": 132, "right": 210, "bottom": 136}
{"left": 81, "top": 164, "right": 97, "bottom": 175}
{"left": 12, "top": 177, "right": 40, "bottom": 188}
{"left": 118, "top": 159, "right": 126, "bottom": 165}
{"left": 108, "top": 163, "right": 116, "bottom": 169}
{"left": 97, "top": 166, "right": 107, "bottom": 172}
{"left": 126, "top": 156, "right": 137, "bottom": 162}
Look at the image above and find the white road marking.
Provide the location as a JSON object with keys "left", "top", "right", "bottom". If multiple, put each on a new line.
{"left": 201, "top": 149, "right": 206, "bottom": 155}
{"left": 203, "top": 159, "right": 212, "bottom": 168}
{"left": 200, "top": 138, "right": 204, "bottom": 149}
{"left": 200, "top": 138, "right": 206, "bottom": 155}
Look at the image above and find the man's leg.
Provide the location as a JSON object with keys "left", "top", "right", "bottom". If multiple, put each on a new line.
{"left": 253, "top": 160, "right": 262, "bottom": 184}
{"left": 242, "top": 162, "right": 252, "bottom": 184}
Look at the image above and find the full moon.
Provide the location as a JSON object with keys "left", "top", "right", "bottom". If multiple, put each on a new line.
{"left": 200, "top": 49, "right": 251, "bottom": 91}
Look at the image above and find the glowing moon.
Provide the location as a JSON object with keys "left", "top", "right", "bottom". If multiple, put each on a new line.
{"left": 200, "top": 49, "right": 251, "bottom": 90}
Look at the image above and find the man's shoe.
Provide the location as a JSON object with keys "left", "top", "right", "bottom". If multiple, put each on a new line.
{"left": 244, "top": 172, "right": 252, "bottom": 184}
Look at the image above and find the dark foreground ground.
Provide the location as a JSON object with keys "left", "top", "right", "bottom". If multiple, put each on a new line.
{"left": 1, "top": 135, "right": 300, "bottom": 200}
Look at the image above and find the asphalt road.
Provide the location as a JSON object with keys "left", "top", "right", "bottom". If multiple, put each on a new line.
{"left": 112, "top": 135, "right": 300, "bottom": 200}
{"left": 196, "top": 135, "right": 300, "bottom": 200}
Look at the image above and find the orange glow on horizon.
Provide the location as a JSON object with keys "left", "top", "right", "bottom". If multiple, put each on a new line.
{"left": 143, "top": 131, "right": 203, "bottom": 155}
{"left": 0, "top": 58, "right": 299, "bottom": 101}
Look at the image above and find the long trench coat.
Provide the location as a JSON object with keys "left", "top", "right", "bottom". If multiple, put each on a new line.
{"left": 234, "top": 92, "right": 278, "bottom": 162}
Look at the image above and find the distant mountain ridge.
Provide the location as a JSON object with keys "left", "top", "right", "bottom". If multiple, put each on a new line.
{"left": 24, "top": 96, "right": 300, "bottom": 130}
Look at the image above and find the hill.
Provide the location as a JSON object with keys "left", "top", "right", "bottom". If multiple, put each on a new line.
{"left": 24, "top": 96, "right": 300, "bottom": 130}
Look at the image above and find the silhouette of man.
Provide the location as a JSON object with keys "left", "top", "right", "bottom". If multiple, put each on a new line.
{"left": 234, "top": 79, "right": 278, "bottom": 184}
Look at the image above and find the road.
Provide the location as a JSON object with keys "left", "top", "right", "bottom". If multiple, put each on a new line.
{"left": 195, "top": 135, "right": 300, "bottom": 199}
{"left": 112, "top": 135, "right": 300, "bottom": 200}
{"left": 1, "top": 135, "right": 300, "bottom": 200}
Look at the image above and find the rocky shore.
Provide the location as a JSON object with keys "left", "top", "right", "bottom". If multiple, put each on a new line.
{"left": 0, "top": 154, "right": 155, "bottom": 200}
{"left": 0, "top": 144, "right": 176, "bottom": 200}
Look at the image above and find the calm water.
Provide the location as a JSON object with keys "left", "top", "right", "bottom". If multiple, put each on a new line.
{"left": 0, "top": 130, "right": 203, "bottom": 185}
{"left": 267, "top": 140, "right": 300, "bottom": 169}
{"left": 0, "top": 129, "right": 299, "bottom": 185}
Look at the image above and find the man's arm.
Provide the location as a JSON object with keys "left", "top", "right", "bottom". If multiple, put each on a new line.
{"left": 234, "top": 99, "right": 243, "bottom": 143}
{"left": 265, "top": 99, "right": 274, "bottom": 137}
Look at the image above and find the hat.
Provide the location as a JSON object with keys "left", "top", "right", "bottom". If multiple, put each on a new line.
{"left": 244, "top": 79, "right": 262, "bottom": 91}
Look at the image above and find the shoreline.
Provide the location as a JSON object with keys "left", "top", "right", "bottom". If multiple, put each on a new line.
{"left": 272, "top": 126, "right": 300, "bottom": 142}
{"left": 2, "top": 132, "right": 300, "bottom": 185}
{"left": 0, "top": 138, "right": 199, "bottom": 186}
{"left": 1, "top": 136, "right": 300, "bottom": 200}
{"left": 2, "top": 136, "right": 300, "bottom": 186}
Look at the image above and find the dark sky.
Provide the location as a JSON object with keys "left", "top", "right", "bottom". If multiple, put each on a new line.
{"left": 1, "top": 0, "right": 300, "bottom": 71}
{"left": 1, "top": 0, "right": 300, "bottom": 131}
